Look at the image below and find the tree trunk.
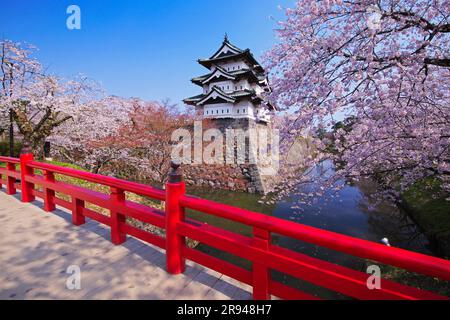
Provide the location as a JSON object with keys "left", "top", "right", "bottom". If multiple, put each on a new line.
{"left": 9, "top": 109, "right": 14, "bottom": 157}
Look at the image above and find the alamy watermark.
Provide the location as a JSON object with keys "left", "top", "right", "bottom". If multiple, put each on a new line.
{"left": 66, "top": 265, "right": 81, "bottom": 290}
{"left": 366, "top": 265, "right": 382, "bottom": 290}
{"left": 66, "top": 5, "right": 81, "bottom": 30}
{"left": 170, "top": 121, "right": 280, "bottom": 176}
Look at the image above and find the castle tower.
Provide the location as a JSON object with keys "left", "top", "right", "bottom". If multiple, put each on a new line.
{"left": 182, "top": 36, "right": 277, "bottom": 194}
{"left": 184, "top": 35, "right": 275, "bottom": 122}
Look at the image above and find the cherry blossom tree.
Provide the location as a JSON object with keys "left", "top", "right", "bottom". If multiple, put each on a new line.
{"left": 265, "top": 0, "right": 450, "bottom": 201}
{"left": 0, "top": 40, "right": 39, "bottom": 154}
{"left": 114, "top": 99, "right": 194, "bottom": 183}
{"left": 0, "top": 40, "right": 99, "bottom": 157}
{"left": 49, "top": 95, "right": 132, "bottom": 173}
{"left": 13, "top": 75, "right": 101, "bottom": 156}
{"left": 51, "top": 96, "right": 192, "bottom": 182}
{"left": 0, "top": 110, "right": 8, "bottom": 135}
{"left": 1, "top": 39, "right": 192, "bottom": 183}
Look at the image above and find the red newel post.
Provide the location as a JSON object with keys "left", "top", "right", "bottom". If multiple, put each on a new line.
{"left": 19, "top": 144, "right": 35, "bottom": 203}
{"left": 72, "top": 198, "right": 85, "bottom": 226}
{"left": 43, "top": 170, "right": 56, "bottom": 212}
{"left": 165, "top": 161, "right": 186, "bottom": 274}
{"left": 6, "top": 162, "right": 16, "bottom": 195}
{"left": 110, "top": 187, "right": 126, "bottom": 245}
{"left": 252, "top": 227, "right": 271, "bottom": 300}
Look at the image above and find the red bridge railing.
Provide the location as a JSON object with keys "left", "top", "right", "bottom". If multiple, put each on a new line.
{"left": 0, "top": 153, "right": 449, "bottom": 300}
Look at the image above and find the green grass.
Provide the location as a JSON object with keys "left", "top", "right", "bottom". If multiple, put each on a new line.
{"left": 0, "top": 161, "right": 19, "bottom": 169}
{"left": 364, "top": 260, "right": 450, "bottom": 297}
{"left": 45, "top": 160, "right": 86, "bottom": 171}
{"left": 0, "top": 159, "right": 84, "bottom": 170}
{"left": 402, "top": 177, "right": 450, "bottom": 258}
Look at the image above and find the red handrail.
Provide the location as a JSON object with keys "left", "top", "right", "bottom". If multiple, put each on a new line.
{"left": 27, "top": 161, "right": 166, "bottom": 201}
{"left": 180, "top": 195, "right": 450, "bottom": 282}
{"left": 0, "top": 156, "right": 20, "bottom": 164}
{"left": 0, "top": 154, "right": 449, "bottom": 300}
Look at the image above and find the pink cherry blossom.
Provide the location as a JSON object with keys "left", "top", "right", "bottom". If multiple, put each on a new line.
{"left": 265, "top": 0, "right": 449, "bottom": 203}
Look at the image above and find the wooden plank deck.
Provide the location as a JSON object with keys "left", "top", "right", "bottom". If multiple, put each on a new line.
{"left": 0, "top": 191, "right": 252, "bottom": 300}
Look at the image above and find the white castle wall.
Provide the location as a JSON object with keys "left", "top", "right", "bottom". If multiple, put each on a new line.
{"left": 202, "top": 101, "right": 256, "bottom": 119}
{"left": 211, "top": 60, "right": 250, "bottom": 72}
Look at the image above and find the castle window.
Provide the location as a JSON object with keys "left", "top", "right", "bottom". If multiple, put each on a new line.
{"left": 227, "top": 109, "right": 229, "bottom": 113}
{"left": 206, "top": 110, "right": 208, "bottom": 114}
{"left": 237, "top": 109, "right": 240, "bottom": 114}
{"left": 216, "top": 110, "right": 219, "bottom": 114}
{"left": 222, "top": 110, "right": 224, "bottom": 113}
{"left": 240, "top": 86, "right": 243, "bottom": 90}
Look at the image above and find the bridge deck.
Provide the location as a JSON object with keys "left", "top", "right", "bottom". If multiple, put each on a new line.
{"left": 0, "top": 191, "right": 252, "bottom": 300}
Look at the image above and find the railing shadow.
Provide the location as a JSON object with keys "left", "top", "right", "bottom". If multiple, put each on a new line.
{"left": 0, "top": 190, "right": 251, "bottom": 300}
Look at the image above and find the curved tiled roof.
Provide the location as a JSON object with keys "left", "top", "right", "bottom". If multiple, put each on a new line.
{"left": 184, "top": 36, "right": 275, "bottom": 111}
{"left": 198, "top": 50, "right": 264, "bottom": 72}
{"left": 209, "top": 37, "right": 244, "bottom": 60}
{"left": 184, "top": 86, "right": 256, "bottom": 106}
{"left": 191, "top": 67, "right": 264, "bottom": 86}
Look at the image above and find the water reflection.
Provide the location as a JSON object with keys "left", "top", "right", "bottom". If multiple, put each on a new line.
{"left": 184, "top": 161, "right": 435, "bottom": 299}
{"left": 272, "top": 161, "right": 433, "bottom": 299}
{"left": 274, "top": 161, "right": 431, "bottom": 257}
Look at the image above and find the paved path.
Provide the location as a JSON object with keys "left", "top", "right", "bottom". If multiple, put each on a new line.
{"left": 0, "top": 191, "right": 252, "bottom": 300}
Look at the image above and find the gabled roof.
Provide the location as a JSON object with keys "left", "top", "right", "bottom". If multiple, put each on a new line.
{"left": 231, "top": 89, "right": 256, "bottom": 98}
{"left": 198, "top": 50, "right": 264, "bottom": 72}
{"left": 185, "top": 36, "right": 274, "bottom": 111}
{"left": 201, "top": 66, "right": 235, "bottom": 84}
{"left": 191, "top": 74, "right": 210, "bottom": 85}
{"left": 184, "top": 87, "right": 260, "bottom": 106}
{"left": 191, "top": 67, "right": 265, "bottom": 86}
{"left": 197, "top": 36, "right": 265, "bottom": 72}
{"left": 209, "top": 35, "right": 244, "bottom": 59}
{"left": 184, "top": 86, "right": 276, "bottom": 110}
{"left": 183, "top": 93, "right": 205, "bottom": 105}
{"left": 197, "top": 86, "right": 236, "bottom": 105}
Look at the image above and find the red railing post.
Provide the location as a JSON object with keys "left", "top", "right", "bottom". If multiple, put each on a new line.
{"left": 165, "top": 162, "right": 186, "bottom": 274}
{"left": 252, "top": 227, "right": 271, "bottom": 300}
{"left": 110, "top": 187, "right": 126, "bottom": 245}
{"left": 6, "top": 162, "right": 16, "bottom": 195}
{"left": 72, "top": 198, "right": 86, "bottom": 226}
{"left": 19, "top": 145, "right": 35, "bottom": 203}
{"left": 43, "top": 170, "right": 56, "bottom": 212}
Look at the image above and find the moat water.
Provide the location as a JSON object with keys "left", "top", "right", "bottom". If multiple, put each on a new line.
{"left": 184, "top": 162, "right": 436, "bottom": 299}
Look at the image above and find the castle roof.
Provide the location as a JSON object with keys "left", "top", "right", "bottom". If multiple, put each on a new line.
{"left": 191, "top": 66, "right": 265, "bottom": 86}
{"left": 208, "top": 35, "right": 244, "bottom": 59}
{"left": 184, "top": 36, "right": 275, "bottom": 113}
{"left": 184, "top": 86, "right": 275, "bottom": 110}
{"left": 197, "top": 37, "right": 265, "bottom": 73}
{"left": 198, "top": 50, "right": 264, "bottom": 73}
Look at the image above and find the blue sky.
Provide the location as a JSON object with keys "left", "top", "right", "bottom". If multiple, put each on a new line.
{"left": 0, "top": 0, "right": 296, "bottom": 107}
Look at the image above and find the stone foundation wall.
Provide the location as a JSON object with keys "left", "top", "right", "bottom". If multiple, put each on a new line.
{"left": 183, "top": 163, "right": 258, "bottom": 193}
{"left": 181, "top": 118, "right": 276, "bottom": 194}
